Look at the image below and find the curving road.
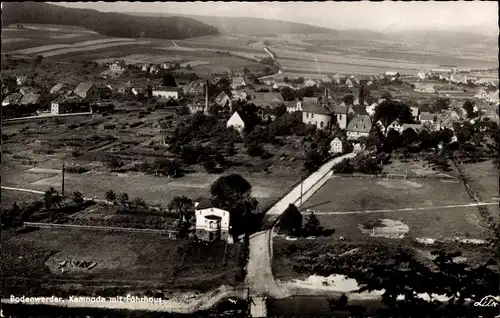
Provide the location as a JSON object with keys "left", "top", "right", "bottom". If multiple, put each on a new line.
{"left": 245, "top": 153, "right": 356, "bottom": 299}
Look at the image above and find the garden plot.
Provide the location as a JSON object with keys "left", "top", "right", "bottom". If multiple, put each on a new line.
{"left": 12, "top": 38, "right": 137, "bottom": 55}
{"left": 39, "top": 41, "right": 151, "bottom": 57}
{"left": 50, "top": 33, "right": 86, "bottom": 39}
{"left": 1, "top": 38, "right": 29, "bottom": 44}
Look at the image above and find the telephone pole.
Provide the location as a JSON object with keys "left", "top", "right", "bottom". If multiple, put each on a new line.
{"left": 61, "top": 163, "right": 65, "bottom": 196}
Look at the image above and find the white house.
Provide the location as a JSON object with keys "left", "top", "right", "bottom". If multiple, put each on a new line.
{"left": 304, "top": 79, "right": 318, "bottom": 87}
{"left": 417, "top": 70, "right": 428, "bottom": 80}
{"left": 194, "top": 200, "right": 231, "bottom": 242}
{"left": 227, "top": 111, "right": 246, "bottom": 134}
{"left": 386, "top": 119, "right": 403, "bottom": 134}
{"left": 141, "top": 64, "right": 149, "bottom": 72}
{"left": 410, "top": 106, "right": 419, "bottom": 120}
{"left": 286, "top": 100, "right": 302, "bottom": 113}
{"left": 330, "top": 104, "right": 348, "bottom": 129}
{"left": 346, "top": 115, "right": 372, "bottom": 140}
{"left": 474, "top": 89, "right": 488, "bottom": 99}
{"left": 109, "top": 60, "right": 126, "bottom": 73}
{"left": 365, "top": 103, "right": 378, "bottom": 117}
{"left": 329, "top": 137, "right": 343, "bottom": 154}
{"left": 345, "top": 78, "right": 354, "bottom": 88}
{"left": 302, "top": 104, "right": 334, "bottom": 130}
{"left": 486, "top": 90, "right": 499, "bottom": 103}
{"left": 152, "top": 86, "right": 180, "bottom": 99}
{"left": 419, "top": 112, "right": 435, "bottom": 124}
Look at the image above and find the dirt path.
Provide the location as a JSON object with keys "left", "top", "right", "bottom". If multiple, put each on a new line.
{"left": 245, "top": 231, "right": 289, "bottom": 298}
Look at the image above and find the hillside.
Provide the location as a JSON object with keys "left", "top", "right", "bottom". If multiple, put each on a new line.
{"left": 2, "top": 2, "right": 219, "bottom": 40}
{"left": 127, "top": 12, "right": 336, "bottom": 36}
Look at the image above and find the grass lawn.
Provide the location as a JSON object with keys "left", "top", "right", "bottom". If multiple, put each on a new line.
{"left": 1, "top": 227, "right": 242, "bottom": 296}
{"left": 1, "top": 189, "right": 44, "bottom": 209}
{"left": 302, "top": 176, "right": 472, "bottom": 212}
{"left": 460, "top": 160, "right": 499, "bottom": 200}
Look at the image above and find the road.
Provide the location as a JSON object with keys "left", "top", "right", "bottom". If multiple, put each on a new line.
{"left": 245, "top": 153, "right": 356, "bottom": 299}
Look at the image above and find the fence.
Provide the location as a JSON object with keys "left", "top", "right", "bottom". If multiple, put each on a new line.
{"left": 23, "top": 222, "right": 176, "bottom": 236}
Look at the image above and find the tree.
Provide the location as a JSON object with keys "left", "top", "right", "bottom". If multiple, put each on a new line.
{"left": 185, "top": 64, "right": 192, "bottom": 70}
{"left": 304, "top": 211, "right": 322, "bottom": 236}
{"left": 105, "top": 190, "right": 117, "bottom": 201}
{"left": 162, "top": 73, "right": 177, "bottom": 87}
{"left": 243, "top": 67, "right": 250, "bottom": 74}
{"left": 284, "top": 76, "right": 289, "bottom": 83}
{"left": 210, "top": 174, "right": 259, "bottom": 237}
{"left": 358, "top": 84, "right": 371, "bottom": 106}
{"left": 333, "top": 158, "right": 355, "bottom": 174}
{"left": 273, "top": 104, "right": 287, "bottom": 118}
{"left": 118, "top": 192, "right": 129, "bottom": 205}
{"left": 72, "top": 191, "right": 84, "bottom": 204}
{"left": 168, "top": 196, "right": 194, "bottom": 222}
{"left": 343, "top": 94, "right": 355, "bottom": 106}
{"left": 44, "top": 187, "right": 61, "bottom": 210}
{"left": 280, "top": 204, "right": 302, "bottom": 235}
{"left": 131, "top": 197, "right": 147, "bottom": 211}
{"left": 203, "top": 157, "right": 218, "bottom": 173}
{"left": 280, "top": 87, "right": 296, "bottom": 101}
{"left": 32, "top": 55, "right": 43, "bottom": 69}
{"left": 381, "top": 90, "right": 393, "bottom": 100}
{"left": 304, "top": 149, "right": 325, "bottom": 173}
{"left": 462, "top": 100, "right": 474, "bottom": 118}
{"left": 246, "top": 142, "right": 264, "bottom": 157}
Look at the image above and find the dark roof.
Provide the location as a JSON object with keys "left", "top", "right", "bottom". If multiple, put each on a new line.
{"left": 19, "top": 93, "right": 41, "bottom": 105}
{"left": 251, "top": 92, "right": 283, "bottom": 104}
{"left": 2, "top": 93, "right": 23, "bottom": 105}
{"left": 155, "top": 86, "right": 180, "bottom": 92}
{"left": 195, "top": 198, "right": 213, "bottom": 210}
{"left": 347, "top": 115, "right": 372, "bottom": 133}
{"left": 302, "top": 103, "right": 333, "bottom": 115}
{"left": 329, "top": 104, "right": 348, "bottom": 114}
{"left": 74, "top": 82, "right": 95, "bottom": 94}
{"left": 419, "top": 112, "right": 435, "bottom": 121}
{"left": 303, "top": 97, "right": 319, "bottom": 104}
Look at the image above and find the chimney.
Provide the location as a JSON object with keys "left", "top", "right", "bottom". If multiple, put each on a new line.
{"left": 205, "top": 80, "right": 209, "bottom": 114}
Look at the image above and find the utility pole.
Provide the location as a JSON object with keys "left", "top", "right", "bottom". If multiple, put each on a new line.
{"left": 300, "top": 175, "right": 304, "bottom": 206}
{"left": 61, "top": 163, "right": 65, "bottom": 196}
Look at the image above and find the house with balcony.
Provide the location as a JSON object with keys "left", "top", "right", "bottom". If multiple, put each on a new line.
{"left": 194, "top": 200, "right": 231, "bottom": 243}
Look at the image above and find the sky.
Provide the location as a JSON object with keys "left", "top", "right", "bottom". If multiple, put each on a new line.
{"left": 53, "top": 1, "right": 498, "bottom": 34}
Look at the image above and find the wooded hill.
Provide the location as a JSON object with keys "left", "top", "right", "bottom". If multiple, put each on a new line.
{"left": 2, "top": 2, "right": 220, "bottom": 39}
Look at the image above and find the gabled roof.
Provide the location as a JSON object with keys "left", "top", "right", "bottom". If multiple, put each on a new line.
{"left": 2, "top": 93, "right": 23, "bottom": 106}
{"left": 251, "top": 92, "right": 283, "bottom": 104}
{"left": 19, "top": 93, "right": 41, "bottom": 105}
{"left": 419, "top": 112, "right": 435, "bottom": 121}
{"left": 302, "top": 103, "right": 333, "bottom": 115}
{"left": 74, "top": 82, "right": 95, "bottom": 95}
{"left": 330, "top": 104, "right": 348, "bottom": 114}
{"left": 215, "top": 91, "right": 229, "bottom": 101}
{"left": 347, "top": 115, "right": 372, "bottom": 133}
{"left": 303, "top": 96, "right": 319, "bottom": 104}
{"left": 50, "top": 83, "right": 65, "bottom": 93}
{"left": 154, "top": 86, "right": 180, "bottom": 92}
{"left": 401, "top": 123, "right": 424, "bottom": 133}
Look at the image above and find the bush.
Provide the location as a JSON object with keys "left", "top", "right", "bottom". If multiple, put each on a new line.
{"left": 72, "top": 191, "right": 84, "bottom": 204}
{"left": 246, "top": 143, "right": 264, "bottom": 157}
{"left": 67, "top": 124, "right": 78, "bottom": 129}
{"left": 71, "top": 150, "right": 82, "bottom": 157}
{"left": 333, "top": 158, "right": 355, "bottom": 174}
{"left": 129, "top": 121, "right": 143, "bottom": 128}
{"left": 104, "top": 124, "right": 115, "bottom": 130}
{"left": 65, "top": 166, "right": 89, "bottom": 174}
{"left": 203, "top": 158, "right": 217, "bottom": 173}
{"left": 105, "top": 190, "right": 117, "bottom": 201}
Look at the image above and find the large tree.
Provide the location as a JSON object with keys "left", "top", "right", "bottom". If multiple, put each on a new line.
{"left": 168, "top": 196, "right": 194, "bottom": 222}
{"left": 280, "top": 204, "right": 302, "bottom": 235}
{"left": 210, "top": 174, "right": 259, "bottom": 237}
{"left": 374, "top": 100, "right": 414, "bottom": 135}
{"left": 462, "top": 100, "right": 475, "bottom": 118}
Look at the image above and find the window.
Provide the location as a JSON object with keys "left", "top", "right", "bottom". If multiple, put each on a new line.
{"left": 320, "top": 121, "right": 324, "bottom": 128}
{"left": 306, "top": 113, "right": 309, "bottom": 118}
{"left": 311, "top": 113, "right": 315, "bottom": 118}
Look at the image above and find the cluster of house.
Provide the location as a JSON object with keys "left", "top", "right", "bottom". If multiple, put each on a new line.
{"left": 417, "top": 67, "right": 498, "bottom": 87}
{"left": 474, "top": 88, "right": 499, "bottom": 104}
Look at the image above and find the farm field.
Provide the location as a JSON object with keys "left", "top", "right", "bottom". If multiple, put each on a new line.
{"left": 1, "top": 111, "right": 303, "bottom": 214}
{"left": 297, "top": 175, "right": 493, "bottom": 241}
{"left": 1, "top": 189, "right": 43, "bottom": 210}
{"left": 460, "top": 160, "right": 499, "bottom": 201}
{"left": 1, "top": 227, "right": 242, "bottom": 296}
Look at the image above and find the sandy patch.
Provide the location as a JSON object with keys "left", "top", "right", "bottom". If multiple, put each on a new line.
{"left": 26, "top": 168, "right": 61, "bottom": 174}
{"left": 359, "top": 219, "right": 410, "bottom": 239}
{"left": 376, "top": 179, "right": 423, "bottom": 190}
{"left": 1, "top": 38, "right": 29, "bottom": 44}
{"left": 45, "top": 249, "right": 137, "bottom": 274}
{"left": 416, "top": 238, "right": 436, "bottom": 245}
{"left": 41, "top": 41, "right": 151, "bottom": 57}
{"left": 50, "top": 33, "right": 85, "bottom": 39}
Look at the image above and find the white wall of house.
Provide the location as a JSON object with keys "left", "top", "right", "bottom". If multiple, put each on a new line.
{"left": 335, "top": 113, "right": 347, "bottom": 129}
{"left": 330, "top": 139, "right": 343, "bottom": 154}
{"left": 347, "top": 131, "right": 369, "bottom": 140}
{"left": 152, "top": 90, "right": 179, "bottom": 99}
{"left": 195, "top": 208, "right": 230, "bottom": 231}
{"left": 302, "top": 112, "right": 332, "bottom": 130}
{"left": 51, "top": 102, "right": 60, "bottom": 115}
{"left": 227, "top": 112, "right": 245, "bottom": 133}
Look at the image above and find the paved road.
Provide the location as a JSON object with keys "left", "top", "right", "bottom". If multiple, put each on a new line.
{"left": 245, "top": 153, "right": 356, "bottom": 299}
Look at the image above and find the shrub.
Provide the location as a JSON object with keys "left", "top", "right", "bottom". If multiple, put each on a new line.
{"left": 246, "top": 143, "right": 264, "bottom": 157}
{"left": 71, "top": 150, "right": 82, "bottom": 157}
{"left": 67, "top": 124, "right": 78, "bottom": 129}
{"left": 65, "top": 166, "right": 89, "bottom": 174}
{"left": 105, "top": 190, "right": 117, "bottom": 201}
{"left": 333, "top": 158, "right": 355, "bottom": 173}
{"left": 203, "top": 158, "right": 217, "bottom": 173}
{"left": 104, "top": 124, "right": 115, "bottom": 130}
{"left": 129, "top": 121, "right": 143, "bottom": 128}
{"left": 72, "top": 191, "right": 84, "bottom": 204}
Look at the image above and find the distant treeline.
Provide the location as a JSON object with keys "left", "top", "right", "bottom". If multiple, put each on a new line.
{"left": 2, "top": 2, "right": 220, "bottom": 40}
